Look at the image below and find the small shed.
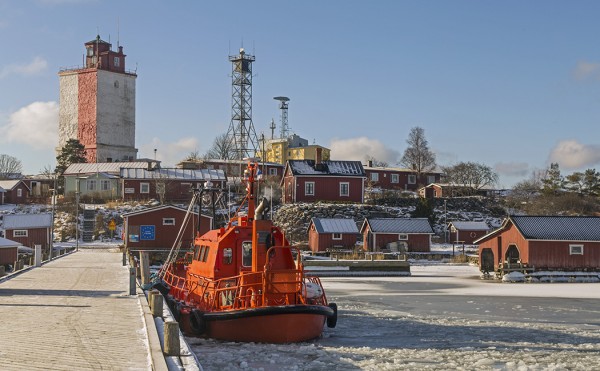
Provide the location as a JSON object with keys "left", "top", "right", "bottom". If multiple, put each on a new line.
{"left": 0, "top": 180, "right": 30, "bottom": 204}
{"left": 2, "top": 214, "right": 52, "bottom": 251}
{"left": 447, "top": 221, "right": 490, "bottom": 244}
{"left": 475, "top": 215, "right": 600, "bottom": 273}
{"left": 307, "top": 218, "right": 360, "bottom": 253}
{"left": 0, "top": 237, "right": 21, "bottom": 269}
{"left": 123, "top": 205, "right": 212, "bottom": 255}
{"left": 360, "top": 218, "right": 434, "bottom": 253}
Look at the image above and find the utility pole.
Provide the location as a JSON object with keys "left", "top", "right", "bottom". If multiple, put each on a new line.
{"left": 76, "top": 171, "right": 80, "bottom": 252}
{"left": 49, "top": 173, "right": 57, "bottom": 260}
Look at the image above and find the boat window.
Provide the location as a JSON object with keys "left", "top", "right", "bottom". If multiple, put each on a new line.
{"left": 242, "top": 241, "right": 252, "bottom": 267}
{"left": 195, "top": 246, "right": 203, "bottom": 260}
{"left": 202, "top": 246, "right": 210, "bottom": 262}
{"left": 223, "top": 248, "right": 233, "bottom": 264}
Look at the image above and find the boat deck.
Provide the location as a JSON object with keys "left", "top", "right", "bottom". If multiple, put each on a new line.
{"left": 0, "top": 249, "right": 155, "bottom": 370}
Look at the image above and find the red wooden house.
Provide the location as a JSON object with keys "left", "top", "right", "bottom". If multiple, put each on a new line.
{"left": 475, "top": 215, "right": 600, "bottom": 273}
{"left": 281, "top": 160, "right": 366, "bottom": 204}
{"left": 0, "top": 180, "right": 30, "bottom": 205}
{"left": 0, "top": 237, "right": 20, "bottom": 270}
{"left": 364, "top": 162, "right": 442, "bottom": 192}
{"left": 307, "top": 218, "right": 360, "bottom": 253}
{"left": 1, "top": 214, "right": 53, "bottom": 250}
{"left": 447, "top": 221, "right": 490, "bottom": 244}
{"left": 360, "top": 218, "right": 434, "bottom": 252}
{"left": 123, "top": 205, "right": 212, "bottom": 254}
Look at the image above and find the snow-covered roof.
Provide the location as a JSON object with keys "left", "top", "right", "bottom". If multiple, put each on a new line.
{"left": 64, "top": 161, "right": 158, "bottom": 175}
{"left": 362, "top": 218, "right": 434, "bottom": 234}
{"left": 310, "top": 218, "right": 359, "bottom": 234}
{"left": 122, "top": 204, "right": 211, "bottom": 220}
{"left": 287, "top": 160, "right": 365, "bottom": 176}
{"left": 120, "top": 168, "right": 226, "bottom": 181}
{"left": 448, "top": 221, "right": 489, "bottom": 231}
{"left": 364, "top": 166, "right": 443, "bottom": 174}
{"left": 0, "top": 180, "right": 26, "bottom": 191}
{"left": 511, "top": 215, "right": 600, "bottom": 241}
{"left": 2, "top": 213, "right": 53, "bottom": 229}
{"left": 0, "top": 237, "right": 21, "bottom": 248}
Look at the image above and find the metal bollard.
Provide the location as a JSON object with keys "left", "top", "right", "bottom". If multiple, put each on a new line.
{"left": 129, "top": 267, "right": 136, "bottom": 295}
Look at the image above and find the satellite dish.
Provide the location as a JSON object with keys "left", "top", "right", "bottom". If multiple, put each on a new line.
{"left": 273, "top": 96, "right": 290, "bottom": 102}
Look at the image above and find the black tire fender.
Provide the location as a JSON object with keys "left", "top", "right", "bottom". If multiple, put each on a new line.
{"left": 173, "top": 301, "right": 182, "bottom": 322}
{"left": 327, "top": 302, "right": 338, "bottom": 328}
{"left": 189, "top": 309, "right": 206, "bottom": 335}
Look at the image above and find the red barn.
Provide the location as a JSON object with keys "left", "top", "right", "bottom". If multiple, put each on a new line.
{"left": 361, "top": 218, "right": 434, "bottom": 252}
{"left": 1, "top": 214, "right": 52, "bottom": 251}
{"left": 281, "top": 160, "right": 366, "bottom": 204}
{"left": 0, "top": 237, "right": 20, "bottom": 270}
{"left": 364, "top": 163, "right": 441, "bottom": 192}
{"left": 307, "top": 218, "right": 360, "bottom": 253}
{"left": 447, "top": 221, "right": 490, "bottom": 244}
{"left": 476, "top": 215, "right": 600, "bottom": 274}
{"left": 123, "top": 205, "right": 212, "bottom": 253}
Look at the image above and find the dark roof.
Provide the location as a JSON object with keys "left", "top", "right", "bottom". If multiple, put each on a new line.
{"left": 448, "top": 221, "right": 489, "bottom": 231}
{"left": 85, "top": 35, "right": 110, "bottom": 45}
{"left": 311, "top": 218, "right": 359, "bottom": 234}
{"left": 287, "top": 160, "right": 365, "bottom": 177}
{"left": 511, "top": 215, "right": 600, "bottom": 241}
{"left": 362, "top": 218, "right": 434, "bottom": 234}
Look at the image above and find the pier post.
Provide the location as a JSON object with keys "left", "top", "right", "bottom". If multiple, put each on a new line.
{"left": 122, "top": 250, "right": 126, "bottom": 266}
{"left": 129, "top": 267, "right": 136, "bottom": 295}
{"left": 151, "top": 291, "right": 163, "bottom": 317}
{"left": 140, "top": 252, "right": 150, "bottom": 285}
{"left": 163, "top": 321, "right": 180, "bottom": 356}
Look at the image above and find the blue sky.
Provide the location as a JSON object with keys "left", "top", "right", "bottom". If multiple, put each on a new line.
{"left": 1, "top": 0, "right": 600, "bottom": 188}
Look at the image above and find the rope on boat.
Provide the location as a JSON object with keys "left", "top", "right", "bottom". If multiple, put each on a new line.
{"left": 158, "top": 190, "right": 200, "bottom": 280}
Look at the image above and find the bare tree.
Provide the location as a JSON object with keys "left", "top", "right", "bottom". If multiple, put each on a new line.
{"left": 204, "top": 133, "right": 235, "bottom": 160}
{"left": 364, "top": 155, "right": 388, "bottom": 167}
{"left": 442, "top": 162, "right": 499, "bottom": 195}
{"left": 0, "top": 154, "right": 23, "bottom": 179}
{"left": 184, "top": 150, "right": 202, "bottom": 162}
{"left": 399, "top": 127, "right": 436, "bottom": 183}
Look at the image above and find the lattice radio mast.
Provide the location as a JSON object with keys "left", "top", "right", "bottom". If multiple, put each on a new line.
{"left": 226, "top": 48, "right": 259, "bottom": 160}
{"left": 274, "top": 96, "right": 290, "bottom": 139}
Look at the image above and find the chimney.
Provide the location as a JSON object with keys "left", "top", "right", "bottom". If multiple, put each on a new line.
{"left": 315, "top": 147, "right": 322, "bottom": 165}
{"left": 368, "top": 160, "right": 373, "bottom": 167}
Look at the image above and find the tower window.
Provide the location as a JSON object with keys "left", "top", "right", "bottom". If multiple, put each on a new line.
{"left": 87, "top": 48, "right": 94, "bottom": 57}
{"left": 114, "top": 57, "right": 120, "bottom": 67}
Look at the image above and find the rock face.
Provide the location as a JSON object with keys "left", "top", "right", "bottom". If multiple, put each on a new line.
{"left": 272, "top": 198, "right": 505, "bottom": 245}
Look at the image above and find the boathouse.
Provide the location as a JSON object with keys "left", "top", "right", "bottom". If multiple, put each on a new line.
{"left": 307, "top": 218, "right": 360, "bottom": 253}
{"left": 1, "top": 214, "right": 53, "bottom": 252}
{"left": 475, "top": 215, "right": 600, "bottom": 273}
{"left": 0, "top": 237, "right": 20, "bottom": 270}
{"left": 360, "top": 218, "right": 434, "bottom": 253}
{"left": 447, "top": 221, "right": 490, "bottom": 245}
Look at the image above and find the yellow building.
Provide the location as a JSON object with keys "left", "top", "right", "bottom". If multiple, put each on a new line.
{"left": 258, "top": 134, "right": 330, "bottom": 165}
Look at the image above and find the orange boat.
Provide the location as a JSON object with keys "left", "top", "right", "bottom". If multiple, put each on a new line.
{"left": 157, "top": 159, "right": 337, "bottom": 343}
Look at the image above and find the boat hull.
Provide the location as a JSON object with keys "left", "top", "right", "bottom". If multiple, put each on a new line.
{"left": 187, "top": 305, "right": 334, "bottom": 343}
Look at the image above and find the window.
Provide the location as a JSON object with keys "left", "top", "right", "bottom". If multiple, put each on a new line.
{"left": 305, "top": 182, "right": 315, "bottom": 196}
{"left": 408, "top": 175, "right": 416, "bottom": 184}
{"left": 17, "top": 189, "right": 22, "bottom": 197}
{"left": 113, "top": 57, "right": 120, "bottom": 67}
{"left": 101, "top": 180, "right": 110, "bottom": 191}
{"left": 399, "top": 234, "right": 408, "bottom": 240}
{"left": 340, "top": 182, "right": 349, "bottom": 197}
{"left": 370, "top": 173, "right": 379, "bottom": 182}
{"left": 332, "top": 233, "right": 342, "bottom": 240}
{"left": 242, "top": 241, "right": 252, "bottom": 267}
{"left": 570, "top": 244, "right": 584, "bottom": 255}
{"left": 391, "top": 174, "right": 399, "bottom": 183}
{"left": 14, "top": 230, "right": 28, "bottom": 237}
{"left": 427, "top": 175, "right": 436, "bottom": 184}
{"left": 87, "top": 47, "right": 94, "bottom": 56}
{"left": 223, "top": 247, "right": 233, "bottom": 264}
{"left": 163, "top": 218, "right": 175, "bottom": 226}
{"left": 268, "top": 168, "right": 278, "bottom": 176}
{"left": 140, "top": 182, "right": 150, "bottom": 194}
{"left": 87, "top": 180, "right": 97, "bottom": 191}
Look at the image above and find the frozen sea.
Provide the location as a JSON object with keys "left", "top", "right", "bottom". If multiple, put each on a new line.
{"left": 187, "top": 263, "right": 600, "bottom": 371}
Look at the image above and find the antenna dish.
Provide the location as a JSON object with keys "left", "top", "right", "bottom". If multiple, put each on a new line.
{"left": 273, "top": 96, "right": 290, "bottom": 102}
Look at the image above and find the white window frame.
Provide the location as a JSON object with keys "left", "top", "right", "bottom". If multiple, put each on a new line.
{"left": 268, "top": 168, "right": 278, "bottom": 176}
{"left": 140, "top": 182, "right": 150, "bottom": 194}
{"left": 427, "top": 175, "right": 436, "bottom": 184}
{"left": 87, "top": 179, "right": 97, "bottom": 191}
{"left": 340, "top": 182, "right": 349, "bottom": 197}
{"left": 390, "top": 174, "right": 399, "bottom": 183}
{"left": 305, "top": 182, "right": 315, "bottom": 196}
{"left": 14, "top": 230, "right": 28, "bottom": 237}
{"left": 113, "top": 57, "right": 120, "bottom": 67}
{"left": 100, "top": 180, "right": 110, "bottom": 191}
{"left": 370, "top": 173, "right": 379, "bottom": 182}
{"left": 399, "top": 234, "right": 408, "bottom": 240}
{"left": 569, "top": 244, "right": 584, "bottom": 255}
{"left": 332, "top": 233, "right": 342, "bottom": 240}
{"left": 163, "top": 218, "right": 176, "bottom": 226}
{"left": 408, "top": 175, "right": 416, "bottom": 184}
{"left": 17, "top": 189, "right": 22, "bottom": 197}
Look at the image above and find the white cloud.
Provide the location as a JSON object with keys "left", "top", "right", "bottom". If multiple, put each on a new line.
{"left": 493, "top": 162, "right": 530, "bottom": 177}
{"left": 573, "top": 61, "right": 600, "bottom": 80}
{"left": 548, "top": 139, "right": 600, "bottom": 170}
{"left": 0, "top": 101, "right": 58, "bottom": 150}
{"left": 0, "top": 57, "right": 48, "bottom": 79}
{"left": 139, "top": 137, "right": 200, "bottom": 167}
{"left": 329, "top": 137, "right": 400, "bottom": 164}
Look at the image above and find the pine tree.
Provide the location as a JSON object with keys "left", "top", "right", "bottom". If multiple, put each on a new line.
{"left": 55, "top": 139, "right": 87, "bottom": 194}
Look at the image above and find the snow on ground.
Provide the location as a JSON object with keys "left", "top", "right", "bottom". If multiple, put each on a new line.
{"left": 188, "top": 263, "right": 600, "bottom": 370}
